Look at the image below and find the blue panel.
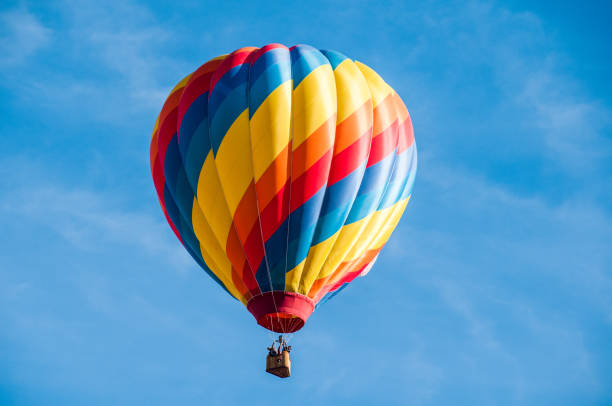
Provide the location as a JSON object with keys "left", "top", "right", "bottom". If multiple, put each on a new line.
{"left": 248, "top": 62, "right": 291, "bottom": 118}
{"left": 345, "top": 153, "right": 396, "bottom": 223}
{"left": 290, "top": 45, "right": 329, "bottom": 89}
{"left": 178, "top": 92, "right": 208, "bottom": 159}
{"left": 320, "top": 49, "right": 349, "bottom": 70}
{"left": 311, "top": 162, "right": 366, "bottom": 245}
{"left": 209, "top": 82, "right": 248, "bottom": 155}
{"left": 285, "top": 186, "right": 327, "bottom": 270}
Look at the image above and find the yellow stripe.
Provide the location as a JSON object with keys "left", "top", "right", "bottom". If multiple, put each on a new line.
{"left": 334, "top": 59, "right": 371, "bottom": 123}
{"left": 344, "top": 198, "right": 409, "bottom": 261}
{"left": 318, "top": 198, "right": 410, "bottom": 290}
{"left": 191, "top": 198, "right": 246, "bottom": 304}
{"left": 292, "top": 64, "right": 337, "bottom": 150}
{"left": 311, "top": 213, "right": 374, "bottom": 283}
{"left": 285, "top": 258, "right": 306, "bottom": 293}
{"left": 249, "top": 81, "right": 292, "bottom": 181}
{"left": 172, "top": 74, "right": 192, "bottom": 93}
{"left": 354, "top": 61, "right": 393, "bottom": 107}
{"left": 213, "top": 109, "right": 254, "bottom": 215}
{"left": 296, "top": 229, "right": 342, "bottom": 294}
{"left": 195, "top": 151, "right": 234, "bottom": 249}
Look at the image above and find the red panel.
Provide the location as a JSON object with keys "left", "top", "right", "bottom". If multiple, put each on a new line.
{"left": 328, "top": 129, "right": 371, "bottom": 185}
{"left": 366, "top": 120, "right": 399, "bottom": 168}
{"left": 247, "top": 291, "right": 315, "bottom": 333}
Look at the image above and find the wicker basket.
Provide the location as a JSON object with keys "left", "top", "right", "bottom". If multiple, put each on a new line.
{"left": 266, "top": 351, "right": 291, "bottom": 378}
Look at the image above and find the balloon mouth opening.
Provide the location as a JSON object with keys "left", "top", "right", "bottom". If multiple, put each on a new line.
{"left": 246, "top": 291, "right": 315, "bottom": 333}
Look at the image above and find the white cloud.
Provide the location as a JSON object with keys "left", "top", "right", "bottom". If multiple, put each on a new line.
{"left": 0, "top": 7, "right": 51, "bottom": 66}
{"left": 0, "top": 157, "right": 192, "bottom": 271}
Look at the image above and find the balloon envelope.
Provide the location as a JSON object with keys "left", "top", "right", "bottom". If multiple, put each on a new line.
{"left": 150, "top": 44, "right": 417, "bottom": 333}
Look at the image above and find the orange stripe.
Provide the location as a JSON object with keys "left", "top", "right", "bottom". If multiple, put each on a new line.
{"left": 307, "top": 246, "right": 381, "bottom": 298}
{"left": 291, "top": 114, "right": 336, "bottom": 179}
{"left": 159, "top": 87, "right": 185, "bottom": 129}
{"left": 225, "top": 225, "right": 259, "bottom": 294}
{"left": 231, "top": 114, "right": 336, "bottom": 252}
{"left": 255, "top": 142, "right": 290, "bottom": 210}
{"left": 333, "top": 100, "right": 372, "bottom": 155}
{"left": 232, "top": 181, "right": 260, "bottom": 243}
{"left": 372, "top": 93, "right": 398, "bottom": 137}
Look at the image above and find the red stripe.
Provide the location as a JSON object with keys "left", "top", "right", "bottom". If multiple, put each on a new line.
{"left": 243, "top": 223, "right": 266, "bottom": 276}
{"left": 241, "top": 147, "right": 332, "bottom": 262}
{"left": 151, "top": 159, "right": 165, "bottom": 203}
{"left": 366, "top": 120, "right": 399, "bottom": 167}
{"left": 225, "top": 227, "right": 260, "bottom": 294}
{"left": 397, "top": 115, "right": 415, "bottom": 154}
{"left": 328, "top": 128, "right": 371, "bottom": 185}
{"left": 158, "top": 88, "right": 183, "bottom": 135}
{"left": 209, "top": 48, "right": 257, "bottom": 94}
{"left": 177, "top": 59, "right": 224, "bottom": 128}
{"left": 290, "top": 148, "right": 333, "bottom": 212}
{"left": 313, "top": 268, "right": 363, "bottom": 303}
{"left": 249, "top": 43, "right": 286, "bottom": 65}
{"left": 259, "top": 178, "right": 291, "bottom": 241}
{"left": 157, "top": 109, "right": 178, "bottom": 169}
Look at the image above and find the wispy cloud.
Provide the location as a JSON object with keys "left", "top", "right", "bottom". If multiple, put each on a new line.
{"left": 0, "top": 156, "right": 191, "bottom": 271}
{"left": 3, "top": 0, "right": 182, "bottom": 125}
{"left": 0, "top": 6, "right": 51, "bottom": 66}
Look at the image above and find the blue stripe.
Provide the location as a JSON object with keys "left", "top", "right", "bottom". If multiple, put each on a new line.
{"left": 163, "top": 139, "right": 232, "bottom": 298}
{"left": 249, "top": 47, "right": 290, "bottom": 87}
{"left": 178, "top": 94, "right": 212, "bottom": 191}
{"left": 209, "top": 82, "right": 248, "bottom": 155}
{"left": 320, "top": 49, "right": 349, "bottom": 70}
{"left": 248, "top": 59, "right": 291, "bottom": 118}
{"left": 317, "top": 282, "right": 350, "bottom": 307}
{"left": 208, "top": 63, "right": 249, "bottom": 120}
{"left": 285, "top": 186, "right": 327, "bottom": 271}
{"left": 400, "top": 145, "right": 417, "bottom": 200}
{"left": 378, "top": 149, "right": 411, "bottom": 209}
{"left": 178, "top": 92, "right": 208, "bottom": 159}
{"left": 311, "top": 162, "right": 366, "bottom": 245}
{"left": 290, "top": 45, "right": 329, "bottom": 89}
{"left": 255, "top": 221, "right": 289, "bottom": 292}
{"left": 346, "top": 152, "right": 397, "bottom": 223}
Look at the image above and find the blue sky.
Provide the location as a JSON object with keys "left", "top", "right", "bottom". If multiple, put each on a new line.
{"left": 1, "top": 0, "right": 611, "bottom": 405}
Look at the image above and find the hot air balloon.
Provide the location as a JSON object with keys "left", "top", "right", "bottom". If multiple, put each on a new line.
{"left": 150, "top": 44, "right": 416, "bottom": 377}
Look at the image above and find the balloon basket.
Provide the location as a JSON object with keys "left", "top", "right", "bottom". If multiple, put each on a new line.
{"left": 266, "top": 350, "right": 291, "bottom": 378}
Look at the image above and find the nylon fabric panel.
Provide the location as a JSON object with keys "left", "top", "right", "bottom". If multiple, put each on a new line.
{"left": 284, "top": 46, "right": 336, "bottom": 293}
{"left": 248, "top": 44, "right": 293, "bottom": 292}
{"left": 290, "top": 52, "right": 372, "bottom": 293}
{"left": 299, "top": 64, "right": 399, "bottom": 294}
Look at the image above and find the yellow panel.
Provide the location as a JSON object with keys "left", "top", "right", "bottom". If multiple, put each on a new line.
{"left": 250, "top": 81, "right": 292, "bottom": 181}
{"left": 191, "top": 198, "right": 246, "bottom": 304}
{"left": 369, "top": 197, "right": 410, "bottom": 250}
{"left": 354, "top": 61, "right": 393, "bottom": 107}
{"left": 310, "top": 212, "right": 375, "bottom": 284}
{"left": 334, "top": 59, "right": 371, "bottom": 124}
{"left": 297, "top": 229, "right": 342, "bottom": 294}
{"left": 344, "top": 198, "right": 409, "bottom": 262}
{"left": 214, "top": 109, "right": 254, "bottom": 215}
{"left": 195, "top": 151, "right": 233, "bottom": 248}
{"left": 314, "top": 198, "right": 410, "bottom": 294}
{"left": 285, "top": 259, "right": 306, "bottom": 293}
{"left": 292, "top": 64, "right": 337, "bottom": 149}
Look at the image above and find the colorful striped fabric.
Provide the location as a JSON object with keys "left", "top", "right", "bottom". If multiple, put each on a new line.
{"left": 150, "top": 44, "right": 417, "bottom": 333}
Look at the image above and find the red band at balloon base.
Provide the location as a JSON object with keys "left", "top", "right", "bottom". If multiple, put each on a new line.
{"left": 246, "top": 291, "right": 315, "bottom": 333}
